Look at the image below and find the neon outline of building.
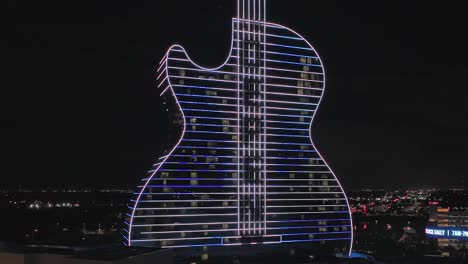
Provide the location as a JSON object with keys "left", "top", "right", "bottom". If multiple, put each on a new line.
{"left": 124, "top": 0, "right": 353, "bottom": 256}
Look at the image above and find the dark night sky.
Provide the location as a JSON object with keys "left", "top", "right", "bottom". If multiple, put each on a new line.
{"left": 2, "top": 0, "right": 467, "bottom": 190}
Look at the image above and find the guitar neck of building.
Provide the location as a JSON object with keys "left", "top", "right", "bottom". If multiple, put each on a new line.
{"left": 238, "top": 0, "right": 266, "bottom": 22}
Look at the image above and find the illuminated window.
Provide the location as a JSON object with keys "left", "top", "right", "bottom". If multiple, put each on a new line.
{"left": 207, "top": 157, "right": 218, "bottom": 163}
{"left": 207, "top": 141, "right": 217, "bottom": 147}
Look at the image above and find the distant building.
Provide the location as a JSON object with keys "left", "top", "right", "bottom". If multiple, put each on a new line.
{"left": 427, "top": 204, "right": 468, "bottom": 255}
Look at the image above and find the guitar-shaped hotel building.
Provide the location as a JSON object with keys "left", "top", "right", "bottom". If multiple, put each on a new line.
{"left": 125, "top": 0, "right": 353, "bottom": 258}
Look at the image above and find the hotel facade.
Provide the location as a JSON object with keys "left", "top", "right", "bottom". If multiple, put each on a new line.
{"left": 125, "top": 0, "right": 353, "bottom": 259}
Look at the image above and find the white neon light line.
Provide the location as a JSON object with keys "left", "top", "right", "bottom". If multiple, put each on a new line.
{"left": 254, "top": 100, "right": 317, "bottom": 108}
{"left": 157, "top": 59, "right": 167, "bottom": 72}
{"left": 265, "top": 66, "right": 323, "bottom": 75}
{"left": 171, "top": 84, "right": 237, "bottom": 92}
{"left": 133, "top": 213, "right": 237, "bottom": 218}
{"left": 183, "top": 109, "right": 312, "bottom": 119}
{"left": 185, "top": 116, "right": 238, "bottom": 121}
{"left": 266, "top": 211, "right": 347, "bottom": 215}
{"left": 141, "top": 229, "right": 237, "bottom": 235}
{"left": 266, "top": 83, "right": 323, "bottom": 90}
{"left": 184, "top": 123, "right": 238, "bottom": 128}
{"left": 267, "top": 198, "right": 346, "bottom": 201}
{"left": 158, "top": 162, "right": 327, "bottom": 166}
{"left": 265, "top": 74, "right": 322, "bottom": 82}
{"left": 267, "top": 219, "right": 351, "bottom": 224}
{"left": 247, "top": 0, "right": 251, "bottom": 235}
{"left": 173, "top": 147, "right": 316, "bottom": 152}
{"left": 139, "top": 184, "right": 239, "bottom": 188}
{"left": 138, "top": 192, "right": 238, "bottom": 195}
{"left": 265, "top": 58, "right": 320, "bottom": 67}
{"left": 183, "top": 109, "right": 237, "bottom": 114}
{"left": 134, "top": 199, "right": 237, "bottom": 203}
{"left": 182, "top": 139, "right": 237, "bottom": 143}
{"left": 133, "top": 236, "right": 223, "bottom": 242}
{"left": 158, "top": 53, "right": 168, "bottom": 65}
{"left": 265, "top": 170, "right": 333, "bottom": 173}
{"left": 265, "top": 106, "right": 316, "bottom": 112}
{"left": 168, "top": 155, "right": 318, "bottom": 159}
{"left": 264, "top": 50, "right": 318, "bottom": 59}
{"left": 135, "top": 234, "right": 283, "bottom": 244}
{"left": 169, "top": 57, "right": 238, "bottom": 67}
{"left": 185, "top": 130, "right": 310, "bottom": 138}
{"left": 158, "top": 161, "right": 325, "bottom": 166}
{"left": 254, "top": 99, "right": 318, "bottom": 106}
{"left": 266, "top": 185, "right": 340, "bottom": 188}
{"left": 265, "top": 42, "right": 313, "bottom": 51}
{"left": 178, "top": 93, "right": 236, "bottom": 101}
{"left": 233, "top": 39, "right": 314, "bottom": 51}
{"left": 265, "top": 91, "right": 321, "bottom": 98}
{"left": 210, "top": 70, "right": 323, "bottom": 83}
{"left": 266, "top": 119, "right": 310, "bottom": 125}
{"left": 267, "top": 21, "right": 354, "bottom": 255}
{"left": 134, "top": 221, "right": 237, "bottom": 227}
{"left": 156, "top": 69, "right": 166, "bottom": 80}
{"left": 267, "top": 204, "right": 346, "bottom": 208}
{"left": 240, "top": 13, "right": 246, "bottom": 236}
{"left": 134, "top": 206, "right": 236, "bottom": 210}
{"left": 263, "top": 3, "right": 268, "bottom": 233}
{"left": 266, "top": 179, "right": 338, "bottom": 182}
{"left": 173, "top": 75, "right": 238, "bottom": 83}
{"left": 179, "top": 101, "right": 237, "bottom": 108}
{"left": 233, "top": 29, "right": 302, "bottom": 41}
{"left": 266, "top": 191, "right": 342, "bottom": 194}
{"left": 265, "top": 134, "right": 308, "bottom": 138}
{"left": 157, "top": 76, "right": 168, "bottom": 87}
{"left": 168, "top": 66, "right": 234, "bottom": 75}
{"left": 160, "top": 85, "right": 170, "bottom": 96}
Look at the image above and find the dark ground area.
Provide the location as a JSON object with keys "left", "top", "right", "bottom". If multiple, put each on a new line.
{"left": 0, "top": 191, "right": 466, "bottom": 263}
